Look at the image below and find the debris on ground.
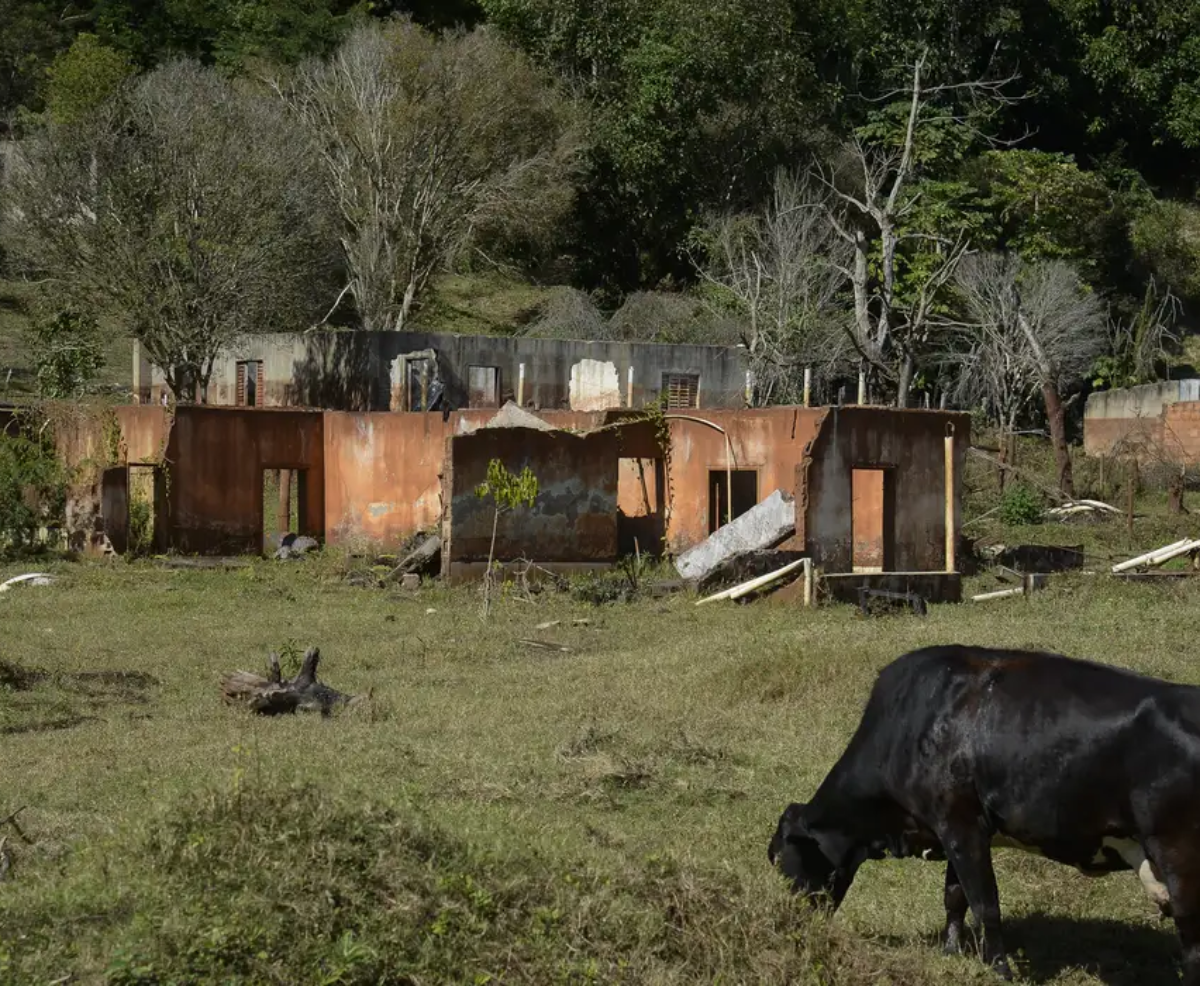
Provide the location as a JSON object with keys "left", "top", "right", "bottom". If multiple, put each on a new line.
{"left": 993, "top": 544, "right": 1085, "bottom": 573}
{"left": 519, "top": 638, "right": 572, "bottom": 653}
{"left": 220, "top": 647, "right": 367, "bottom": 717}
{"left": 675, "top": 490, "right": 795, "bottom": 582}
{"left": 858, "top": 587, "right": 928, "bottom": 617}
{"left": 971, "top": 574, "right": 1049, "bottom": 603}
{"left": 695, "top": 558, "right": 807, "bottom": 606}
{"left": 385, "top": 533, "right": 441, "bottom": 580}
{"left": 399, "top": 573, "right": 420, "bottom": 590}
{"left": 697, "top": 549, "right": 809, "bottom": 595}
{"left": 273, "top": 533, "right": 320, "bottom": 560}
{"left": 154, "top": 557, "right": 252, "bottom": 570}
{"left": 0, "top": 573, "right": 53, "bottom": 594}
{"left": 1047, "top": 499, "right": 1121, "bottom": 520}
{"left": 1112, "top": 538, "right": 1200, "bottom": 574}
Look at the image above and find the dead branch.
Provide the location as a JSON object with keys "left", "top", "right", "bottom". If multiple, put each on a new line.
{"left": 0, "top": 806, "right": 31, "bottom": 845}
{"left": 220, "top": 647, "right": 365, "bottom": 717}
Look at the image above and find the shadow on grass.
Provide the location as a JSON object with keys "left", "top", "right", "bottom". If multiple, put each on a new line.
{"left": 1006, "top": 913, "right": 1179, "bottom": 986}
{"left": 897, "top": 913, "right": 1179, "bottom": 985}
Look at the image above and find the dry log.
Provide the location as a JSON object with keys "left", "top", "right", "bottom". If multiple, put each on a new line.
{"left": 220, "top": 647, "right": 364, "bottom": 717}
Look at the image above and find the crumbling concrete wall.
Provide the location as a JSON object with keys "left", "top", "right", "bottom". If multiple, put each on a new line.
{"left": 441, "top": 425, "right": 620, "bottom": 579}
{"left": 141, "top": 330, "right": 748, "bottom": 412}
{"left": 658, "top": 408, "right": 826, "bottom": 554}
{"left": 322, "top": 409, "right": 602, "bottom": 547}
{"left": 800, "top": 407, "right": 969, "bottom": 573}
{"left": 165, "top": 407, "right": 325, "bottom": 554}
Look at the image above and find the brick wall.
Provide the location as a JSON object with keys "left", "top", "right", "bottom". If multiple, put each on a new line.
{"left": 1084, "top": 400, "right": 1200, "bottom": 464}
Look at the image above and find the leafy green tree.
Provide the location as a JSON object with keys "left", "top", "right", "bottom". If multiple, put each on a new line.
{"left": 474, "top": 458, "right": 538, "bottom": 616}
{"left": 27, "top": 306, "right": 106, "bottom": 398}
{"left": 0, "top": 0, "right": 76, "bottom": 129}
{"left": 481, "top": 0, "right": 821, "bottom": 294}
{"left": 44, "top": 33, "right": 135, "bottom": 125}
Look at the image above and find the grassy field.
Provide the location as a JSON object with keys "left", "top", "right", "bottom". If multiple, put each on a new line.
{"left": 2, "top": 522, "right": 1199, "bottom": 985}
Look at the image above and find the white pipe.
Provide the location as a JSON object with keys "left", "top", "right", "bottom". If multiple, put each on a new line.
{"left": 972, "top": 587, "right": 1026, "bottom": 602}
{"left": 1112, "top": 538, "right": 1193, "bottom": 573}
{"left": 627, "top": 366, "right": 634, "bottom": 407}
{"left": 802, "top": 557, "right": 813, "bottom": 607}
{"left": 696, "top": 559, "right": 806, "bottom": 606}
{"left": 803, "top": 368, "right": 811, "bottom": 407}
{"left": 517, "top": 363, "right": 525, "bottom": 406}
{"left": 857, "top": 369, "right": 866, "bottom": 405}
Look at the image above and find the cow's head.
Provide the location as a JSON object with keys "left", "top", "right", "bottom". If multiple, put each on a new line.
{"left": 768, "top": 802, "right": 858, "bottom": 909}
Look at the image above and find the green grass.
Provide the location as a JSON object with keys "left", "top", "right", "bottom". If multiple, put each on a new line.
{"left": 1, "top": 550, "right": 1197, "bottom": 984}
{"left": 417, "top": 273, "right": 555, "bottom": 337}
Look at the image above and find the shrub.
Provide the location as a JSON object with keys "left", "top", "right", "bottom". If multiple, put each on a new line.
{"left": 998, "top": 482, "right": 1044, "bottom": 526}
{"left": 0, "top": 434, "right": 67, "bottom": 554}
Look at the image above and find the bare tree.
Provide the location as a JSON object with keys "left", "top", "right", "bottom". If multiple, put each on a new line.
{"left": 3, "top": 62, "right": 335, "bottom": 401}
{"left": 285, "top": 20, "right": 580, "bottom": 332}
{"left": 952, "top": 253, "right": 1106, "bottom": 496}
{"left": 946, "top": 254, "right": 1038, "bottom": 436}
{"left": 694, "top": 169, "right": 849, "bottom": 404}
{"left": 814, "top": 51, "right": 1018, "bottom": 406}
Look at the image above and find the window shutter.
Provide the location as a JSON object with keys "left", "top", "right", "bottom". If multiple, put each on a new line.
{"left": 663, "top": 373, "right": 699, "bottom": 409}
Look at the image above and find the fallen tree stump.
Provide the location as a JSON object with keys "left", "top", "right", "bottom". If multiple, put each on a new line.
{"left": 220, "top": 647, "right": 365, "bottom": 717}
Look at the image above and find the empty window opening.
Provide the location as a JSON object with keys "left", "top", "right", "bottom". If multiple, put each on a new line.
{"left": 468, "top": 365, "right": 501, "bottom": 408}
{"left": 262, "top": 469, "right": 309, "bottom": 553}
{"left": 708, "top": 469, "right": 758, "bottom": 534}
{"left": 405, "top": 358, "right": 433, "bottom": 411}
{"left": 236, "top": 360, "right": 263, "bottom": 407}
{"left": 663, "top": 372, "right": 700, "bottom": 409}
{"left": 851, "top": 468, "right": 895, "bottom": 573}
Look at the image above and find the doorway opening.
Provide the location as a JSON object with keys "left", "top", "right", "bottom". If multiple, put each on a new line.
{"left": 851, "top": 467, "right": 895, "bottom": 572}
{"left": 127, "top": 464, "right": 161, "bottom": 556}
{"left": 262, "top": 468, "right": 309, "bottom": 553}
{"left": 708, "top": 469, "right": 758, "bottom": 534}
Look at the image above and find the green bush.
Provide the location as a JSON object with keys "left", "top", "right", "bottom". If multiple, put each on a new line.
{"left": 0, "top": 434, "right": 67, "bottom": 554}
{"left": 998, "top": 482, "right": 1044, "bottom": 526}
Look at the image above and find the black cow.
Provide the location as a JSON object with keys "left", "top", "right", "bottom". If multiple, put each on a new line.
{"left": 769, "top": 644, "right": 1200, "bottom": 982}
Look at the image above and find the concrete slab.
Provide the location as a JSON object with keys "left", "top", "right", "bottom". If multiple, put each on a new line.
{"left": 674, "top": 489, "right": 795, "bottom": 582}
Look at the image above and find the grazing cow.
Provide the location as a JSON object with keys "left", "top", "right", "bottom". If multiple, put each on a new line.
{"left": 768, "top": 644, "right": 1200, "bottom": 983}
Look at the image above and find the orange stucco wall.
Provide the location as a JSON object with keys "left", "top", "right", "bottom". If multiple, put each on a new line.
{"left": 659, "top": 408, "right": 827, "bottom": 553}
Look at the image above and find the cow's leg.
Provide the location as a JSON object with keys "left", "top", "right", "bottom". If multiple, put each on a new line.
{"left": 943, "top": 862, "right": 969, "bottom": 955}
{"left": 938, "top": 825, "right": 1011, "bottom": 979}
{"left": 1143, "top": 838, "right": 1200, "bottom": 986}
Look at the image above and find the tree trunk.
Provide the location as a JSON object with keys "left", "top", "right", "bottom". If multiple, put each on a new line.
{"left": 1041, "top": 381, "right": 1074, "bottom": 498}
{"left": 1169, "top": 472, "right": 1187, "bottom": 515}
{"left": 896, "top": 353, "right": 915, "bottom": 408}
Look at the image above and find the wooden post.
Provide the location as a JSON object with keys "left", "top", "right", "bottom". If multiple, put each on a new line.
{"left": 857, "top": 368, "right": 867, "bottom": 405}
{"left": 945, "top": 428, "right": 956, "bottom": 573}
{"left": 802, "top": 557, "right": 813, "bottom": 607}
{"left": 1127, "top": 460, "right": 1136, "bottom": 540}
{"left": 278, "top": 469, "right": 292, "bottom": 534}
{"left": 517, "top": 363, "right": 525, "bottom": 406}
{"left": 803, "top": 367, "right": 811, "bottom": 407}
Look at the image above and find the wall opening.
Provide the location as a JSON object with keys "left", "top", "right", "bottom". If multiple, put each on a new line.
{"left": 663, "top": 372, "right": 700, "bottom": 409}
{"left": 262, "top": 468, "right": 308, "bottom": 551}
{"left": 128, "top": 464, "right": 157, "bottom": 555}
{"left": 618, "top": 457, "right": 665, "bottom": 556}
{"left": 851, "top": 467, "right": 894, "bottom": 572}
{"left": 467, "top": 365, "right": 501, "bottom": 408}
{"left": 708, "top": 469, "right": 757, "bottom": 534}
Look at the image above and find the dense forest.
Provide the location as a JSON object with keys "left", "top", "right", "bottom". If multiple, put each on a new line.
{"left": 2, "top": 0, "right": 1199, "bottom": 489}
